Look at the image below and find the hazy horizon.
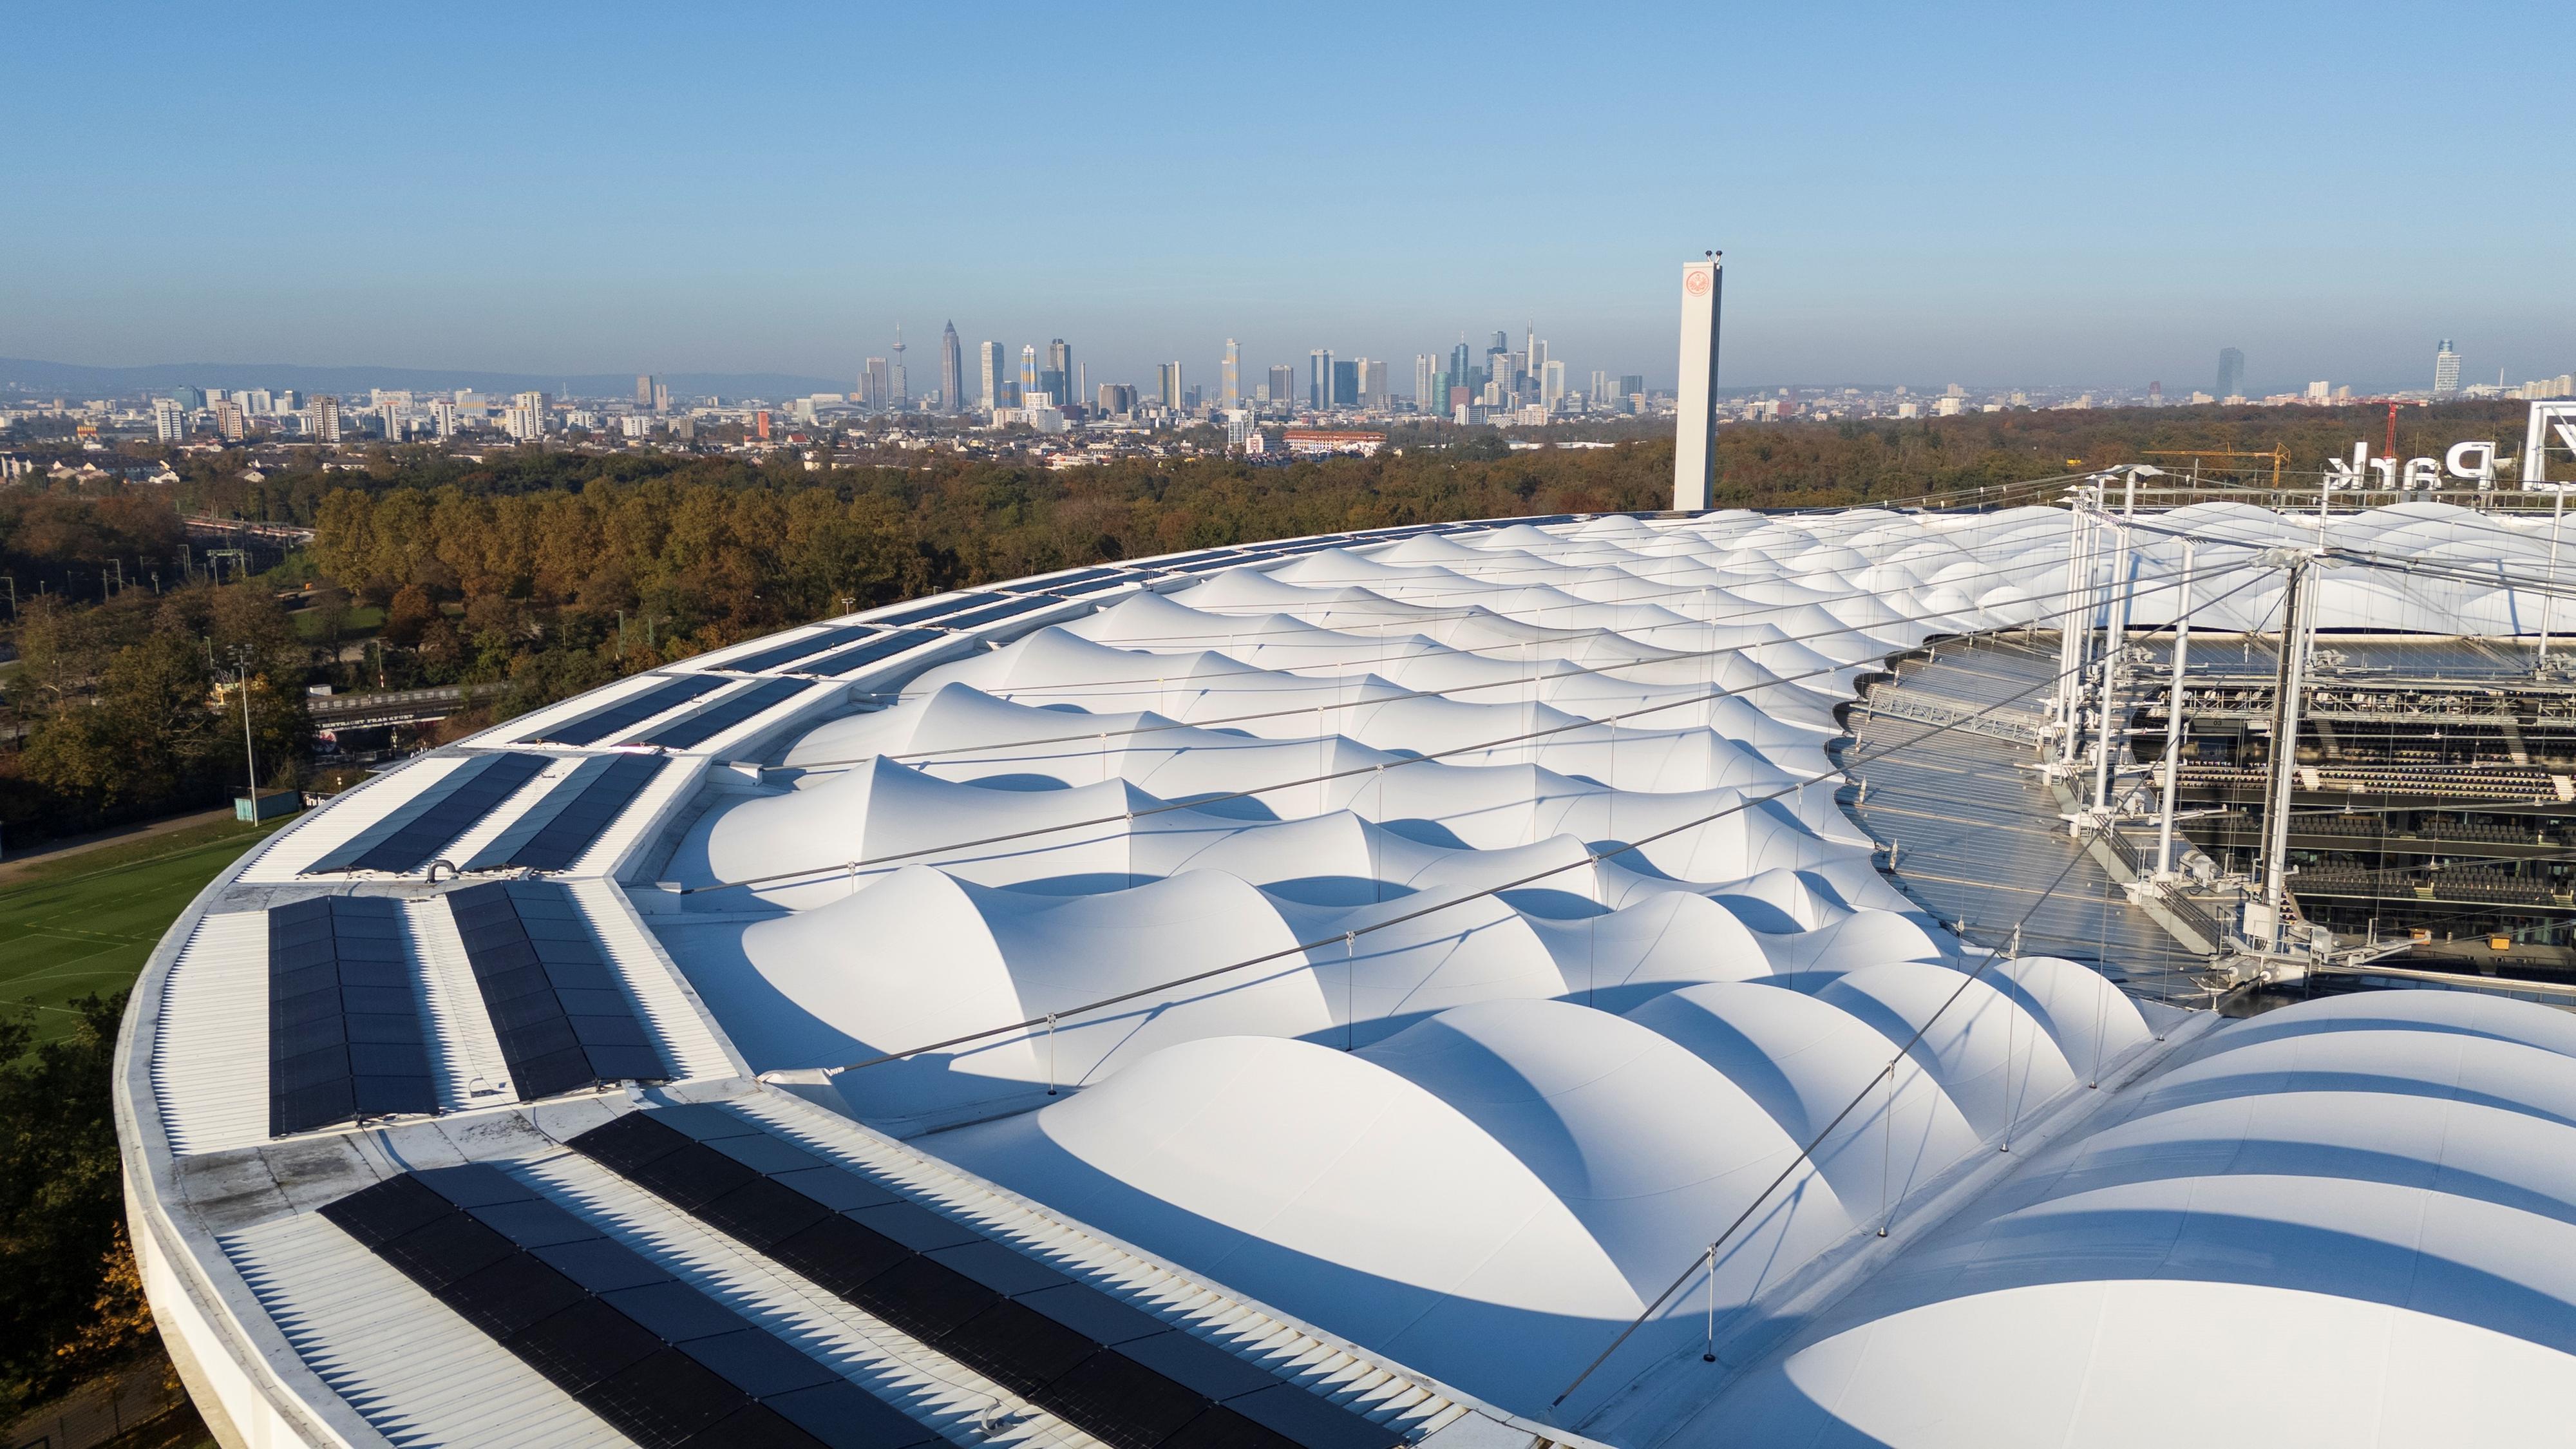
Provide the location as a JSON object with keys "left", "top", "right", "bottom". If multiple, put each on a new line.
{"left": 6, "top": 2, "right": 2567, "bottom": 395}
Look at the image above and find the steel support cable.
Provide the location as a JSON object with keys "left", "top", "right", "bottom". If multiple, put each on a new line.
{"left": 683, "top": 560, "right": 2257, "bottom": 896}
{"left": 1544, "top": 797, "right": 2126, "bottom": 1409}
{"left": 795, "top": 542, "right": 2181, "bottom": 771}
{"left": 782, "top": 565, "right": 2273, "bottom": 1081}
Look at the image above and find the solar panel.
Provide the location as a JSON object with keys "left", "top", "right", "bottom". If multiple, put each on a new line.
{"left": 526, "top": 674, "right": 728, "bottom": 746}
{"left": 793, "top": 629, "right": 941, "bottom": 678}
{"left": 720, "top": 625, "right": 880, "bottom": 674}
{"left": 996, "top": 567, "right": 1130, "bottom": 596}
{"left": 267, "top": 896, "right": 436, "bottom": 1136}
{"left": 930, "top": 594, "right": 1057, "bottom": 630}
{"left": 304, "top": 752, "right": 551, "bottom": 875}
{"left": 566, "top": 1108, "right": 1403, "bottom": 1449}
{"left": 447, "top": 881, "right": 667, "bottom": 1099}
{"left": 464, "top": 753, "right": 667, "bottom": 872}
{"left": 871, "top": 592, "right": 999, "bottom": 625}
{"left": 317, "top": 1165, "right": 937, "bottom": 1449}
{"left": 629, "top": 679, "right": 807, "bottom": 749}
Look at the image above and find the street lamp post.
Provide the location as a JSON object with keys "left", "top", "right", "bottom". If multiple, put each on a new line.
{"left": 230, "top": 645, "right": 261, "bottom": 821}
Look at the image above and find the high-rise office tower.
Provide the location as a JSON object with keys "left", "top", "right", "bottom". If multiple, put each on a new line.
{"left": 939, "top": 323, "right": 965, "bottom": 414}
{"left": 1309, "top": 350, "right": 1332, "bottom": 410}
{"left": 1221, "top": 340, "right": 1240, "bottom": 406}
{"left": 1415, "top": 355, "right": 1435, "bottom": 408}
{"left": 1269, "top": 365, "right": 1294, "bottom": 407}
{"left": 889, "top": 325, "right": 909, "bottom": 408}
{"left": 1019, "top": 345, "right": 1039, "bottom": 397}
{"left": 1097, "top": 383, "right": 1138, "bottom": 415}
{"left": 1492, "top": 330, "right": 1509, "bottom": 354}
{"left": 1620, "top": 374, "right": 1644, "bottom": 400}
{"left": 1077, "top": 364, "right": 1086, "bottom": 411}
{"left": 1452, "top": 339, "right": 1472, "bottom": 388}
{"left": 1359, "top": 359, "right": 1388, "bottom": 409}
{"left": 1157, "top": 363, "right": 1185, "bottom": 410}
{"left": 980, "top": 341, "right": 1003, "bottom": 410}
{"left": 2215, "top": 348, "right": 2245, "bottom": 400}
{"left": 2434, "top": 340, "right": 2461, "bottom": 395}
{"left": 1047, "top": 339, "right": 1073, "bottom": 400}
{"left": 862, "top": 358, "right": 891, "bottom": 411}
{"left": 1540, "top": 359, "right": 1566, "bottom": 410}
{"left": 635, "top": 375, "right": 655, "bottom": 406}
{"left": 1529, "top": 337, "right": 1548, "bottom": 391}
{"left": 1589, "top": 369, "right": 1611, "bottom": 405}
{"left": 652, "top": 381, "right": 670, "bottom": 413}
{"left": 1331, "top": 360, "right": 1357, "bottom": 407}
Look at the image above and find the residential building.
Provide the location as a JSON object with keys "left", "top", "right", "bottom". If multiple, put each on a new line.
{"left": 635, "top": 375, "right": 655, "bottom": 406}
{"left": 652, "top": 381, "right": 670, "bottom": 413}
{"left": 153, "top": 397, "right": 185, "bottom": 442}
{"left": 312, "top": 395, "right": 342, "bottom": 443}
{"left": 2434, "top": 340, "right": 2461, "bottom": 395}
{"left": 214, "top": 399, "right": 245, "bottom": 440}
{"left": 2306, "top": 380, "right": 2333, "bottom": 402}
{"left": 1281, "top": 428, "right": 1386, "bottom": 457}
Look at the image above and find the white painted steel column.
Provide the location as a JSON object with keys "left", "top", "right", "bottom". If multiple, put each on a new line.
{"left": 2155, "top": 540, "right": 2195, "bottom": 878}
{"left": 2259, "top": 559, "right": 2315, "bottom": 949}
{"left": 2091, "top": 520, "right": 2134, "bottom": 814}
{"left": 2543, "top": 492, "right": 2564, "bottom": 660}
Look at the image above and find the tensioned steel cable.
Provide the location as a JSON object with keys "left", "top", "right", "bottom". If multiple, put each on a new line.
{"left": 777, "top": 564, "right": 2275, "bottom": 1077}
{"left": 682, "top": 558, "right": 2254, "bottom": 895}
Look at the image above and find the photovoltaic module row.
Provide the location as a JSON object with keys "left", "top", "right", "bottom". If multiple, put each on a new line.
{"left": 527, "top": 675, "right": 729, "bottom": 746}
{"left": 268, "top": 896, "right": 436, "bottom": 1136}
{"left": 319, "top": 1164, "right": 937, "bottom": 1448}
{"left": 448, "top": 881, "right": 667, "bottom": 1098}
{"left": 630, "top": 679, "right": 808, "bottom": 749}
{"left": 465, "top": 753, "right": 668, "bottom": 873}
{"left": 790, "top": 628, "right": 942, "bottom": 677}
{"left": 571, "top": 1107, "right": 1399, "bottom": 1449}
{"left": 303, "top": 752, "right": 551, "bottom": 875}
{"left": 717, "top": 625, "right": 881, "bottom": 674}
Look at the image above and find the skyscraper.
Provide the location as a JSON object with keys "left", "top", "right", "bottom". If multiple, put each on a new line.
{"left": 1540, "top": 359, "right": 1566, "bottom": 410}
{"left": 1528, "top": 336, "right": 1548, "bottom": 393}
{"left": 1269, "top": 365, "right": 1294, "bottom": 408}
{"left": 1020, "top": 345, "right": 1041, "bottom": 404}
{"left": 1415, "top": 355, "right": 1435, "bottom": 408}
{"left": 939, "top": 323, "right": 964, "bottom": 413}
{"left": 1332, "top": 361, "right": 1358, "bottom": 407}
{"left": 1047, "top": 339, "right": 1073, "bottom": 402}
{"left": 2215, "top": 348, "right": 2245, "bottom": 400}
{"left": 2434, "top": 340, "right": 2461, "bottom": 395}
{"left": 1157, "top": 363, "right": 1184, "bottom": 410}
{"left": 1309, "top": 350, "right": 1332, "bottom": 410}
{"left": 635, "top": 375, "right": 654, "bottom": 406}
{"left": 1221, "top": 340, "right": 1240, "bottom": 406}
{"left": 862, "top": 358, "right": 891, "bottom": 411}
{"left": 980, "top": 341, "right": 1003, "bottom": 410}
{"left": 153, "top": 397, "right": 184, "bottom": 442}
{"left": 1451, "top": 339, "right": 1472, "bottom": 390}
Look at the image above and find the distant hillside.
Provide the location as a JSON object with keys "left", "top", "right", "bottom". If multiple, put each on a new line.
{"left": 0, "top": 357, "right": 848, "bottom": 402}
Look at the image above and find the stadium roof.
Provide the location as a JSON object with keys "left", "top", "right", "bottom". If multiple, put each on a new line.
{"left": 119, "top": 500, "right": 2576, "bottom": 1448}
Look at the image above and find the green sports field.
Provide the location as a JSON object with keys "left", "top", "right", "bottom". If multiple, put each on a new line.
{"left": 0, "top": 816, "right": 284, "bottom": 1050}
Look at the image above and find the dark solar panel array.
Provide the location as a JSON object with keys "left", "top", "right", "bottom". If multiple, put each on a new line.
{"left": 996, "top": 567, "right": 1132, "bottom": 597}
{"left": 793, "top": 629, "right": 941, "bottom": 678}
{"left": 528, "top": 676, "right": 729, "bottom": 746}
{"left": 719, "top": 625, "right": 880, "bottom": 674}
{"left": 871, "top": 592, "right": 1000, "bottom": 626}
{"left": 571, "top": 1108, "right": 1398, "bottom": 1449}
{"left": 465, "top": 754, "right": 668, "bottom": 873}
{"left": 269, "top": 896, "right": 437, "bottom": 1136}
{"left": 929, "top": 594, "right": 1057, "bottom": 630}
{"left": 304, "top": 752, "right": 551, "bottom": 875}
{"left": 319, "top": 1164, "right": 936, "bottom": 1449}
{"left": 448, "top": 882, "right": 665, "bottom": 1099}
{"left": 630, "top": 679, "right": 807, "bottom": 749}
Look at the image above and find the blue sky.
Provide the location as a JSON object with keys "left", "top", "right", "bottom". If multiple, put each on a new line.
{"left": 4, "top": 1, "right": 2567, "bottom": 394}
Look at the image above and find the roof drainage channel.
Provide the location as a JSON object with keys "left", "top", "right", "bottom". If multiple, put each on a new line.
{"left": 318, "top": 1163, "right": 939, "bottom": 1448}
{"left": 568, "top": 1106, "right": 1400, "bottom": 1449}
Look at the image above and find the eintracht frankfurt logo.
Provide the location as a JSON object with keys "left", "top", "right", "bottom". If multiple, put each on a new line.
{"left": 1684, "top": 269, "right": 1712, "bottom": 296}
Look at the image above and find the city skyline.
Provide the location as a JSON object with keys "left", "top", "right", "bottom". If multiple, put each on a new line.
{"left": 3, "top": 4, "right": 2568, "bottom": 390}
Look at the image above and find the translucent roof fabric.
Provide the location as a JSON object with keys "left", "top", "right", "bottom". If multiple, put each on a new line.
{"left": 1688, "top": 988, "right": 2576, "bottom": 1446}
